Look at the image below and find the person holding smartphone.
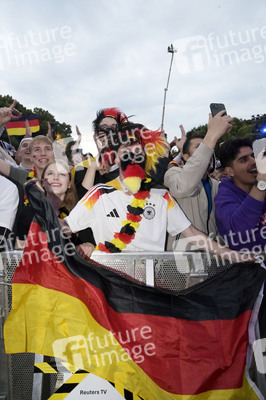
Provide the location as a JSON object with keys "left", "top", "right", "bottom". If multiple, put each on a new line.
{"left": 164, "top": 109, "right": 233, "bottom": 250}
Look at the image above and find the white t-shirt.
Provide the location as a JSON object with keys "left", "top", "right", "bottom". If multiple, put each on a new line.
{"left": 65, "top": 178, "right": 191, "bottom": 252}
{"left": 0, "top": 176, "right": 19, "bottom": 230}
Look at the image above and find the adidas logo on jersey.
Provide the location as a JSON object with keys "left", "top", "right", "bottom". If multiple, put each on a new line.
{"left": 107, "top": 209, "right": 120, "bottom": 218}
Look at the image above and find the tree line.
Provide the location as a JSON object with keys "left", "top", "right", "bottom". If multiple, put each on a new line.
{"left": 0, "top": 94, "right": 72, "bottom": 143}
{"left": 186, "top": 113, "right": 266, "bottom": 154}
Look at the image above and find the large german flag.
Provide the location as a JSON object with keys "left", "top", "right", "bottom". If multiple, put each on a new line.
{"left": 4, "top": 181, "right": 266, "bottom": 399}
{"left": 6, "top": 114, "right": 40, "bottom": 136}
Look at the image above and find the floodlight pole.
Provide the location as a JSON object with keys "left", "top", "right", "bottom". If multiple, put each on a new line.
{"left": 160, "top": 44, "right": 177, "bottom": 133}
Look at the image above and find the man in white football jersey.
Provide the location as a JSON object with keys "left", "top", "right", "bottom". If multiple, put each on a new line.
{"left": 63, "top": 123, "right": 253, "bottom": 263}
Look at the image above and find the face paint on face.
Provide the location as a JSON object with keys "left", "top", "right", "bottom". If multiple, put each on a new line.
{"left": 122, "top": 164, "right": 146, "bottom": 193}
{"left": 120, "top": 151, "right": 146, "bottom": 173}
{"left": 117, "top": 143, "right": 146, "bottom": 193}
{"left": 31, "top": 141, "right": 54, "bottom": 170}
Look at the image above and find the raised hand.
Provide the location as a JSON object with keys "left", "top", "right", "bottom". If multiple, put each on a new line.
{"left": 46, "top": 122, "right": 52, "bottom": 140}
{"left": 24, "top": 119, "right": 32, "bottom": 138}
{"left": 76, "top": 125, "right": 82, "bottom": 137}
{"left": 76, "top": 125, "right": 82, "bottom": 146}
{"left": 10, "top": 100, "right": 22, "bottom": 120}
{"left": 174, "top": 124, "right": 187, "bottom": 152}
{"left": 0, "top": 100, "right": 22, "bottom": 128}
{"left": 207, "top": 110, "right": 233, "bottom": 136}
{"left": 204, "top": 110, "right": 233, "bottom": 149}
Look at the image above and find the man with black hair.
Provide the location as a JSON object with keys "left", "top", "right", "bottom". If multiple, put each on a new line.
{"left": 73, "top": 108, "right": 129, "bottom": 199}
{"left": 164, "top": 110, "right": 232, "bottom": 249}
{"left": 215, "top": 137, "right": 266, "bottom": 254}
{"left": 71, "top": 108, "right": 130, "bottom": 246}
{"left": 73, "top": 108, "right": 170, "bottom": 200}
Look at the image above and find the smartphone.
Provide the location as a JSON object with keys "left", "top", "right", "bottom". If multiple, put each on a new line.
{"left": 252, "top": 138, "right": 266, "bottom": 159}
{"left": 210, "top": 103, "right": 227, "bottom": 117}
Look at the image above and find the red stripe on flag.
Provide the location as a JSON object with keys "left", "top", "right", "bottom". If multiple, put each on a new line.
{"left": 6, "top": 119, "right": 39, "bottom": 129}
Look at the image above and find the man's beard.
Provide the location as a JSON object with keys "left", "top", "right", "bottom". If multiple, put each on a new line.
{"left": 121, "top": 159, "right": 146, "bottom": 194}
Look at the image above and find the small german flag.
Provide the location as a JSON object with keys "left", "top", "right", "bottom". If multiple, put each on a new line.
{"left": 6, "top": 114, "right": 40, "bottom": 136}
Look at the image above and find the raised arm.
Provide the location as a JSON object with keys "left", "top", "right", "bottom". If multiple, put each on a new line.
{"left": 0, "top": 159, "right": 11, "bottom": 177}
{"left": 24, "top": 119, "right": 33, "bottom": 138}
{"left": 46, "top": 122, "right": 52, "bottom": 140}
{"left": 75, "top": 125, "right": 82, "bottom": 147}
{"left": 174, "top": 124, "right": 187, "bottom": 154}
{"left": 164, "top": 111, "right": 233, "bottom": 198}
{"left": 0, "top": 147, "right": 16, "bottom": 165}
{"left": 0, "top": 100, "right": 22, "bottom": 128}
{"left": 202, "top": 111, "right": 233, "bottom": 149}
{"left": 81, "top": 155, "right": 110, "bottom": 191}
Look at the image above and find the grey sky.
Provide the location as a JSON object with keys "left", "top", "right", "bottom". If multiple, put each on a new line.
{"left": 1, "top": 0, "right": 265, "bottom": 153}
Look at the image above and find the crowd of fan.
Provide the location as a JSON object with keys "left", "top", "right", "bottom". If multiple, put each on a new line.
{"left": 0, "top": 100, "right": 265, "bottom": 261}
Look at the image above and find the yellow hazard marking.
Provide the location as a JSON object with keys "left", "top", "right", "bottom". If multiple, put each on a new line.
{"left": 34, "top": 362, "right": 57, "bottom": 374}
{"left": 64, "top": 372, "right": 89, "bottom": 384}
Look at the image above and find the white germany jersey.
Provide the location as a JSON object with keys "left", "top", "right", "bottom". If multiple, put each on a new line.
{"left": 65, "top": 178, "right": 191, "bottom": 252}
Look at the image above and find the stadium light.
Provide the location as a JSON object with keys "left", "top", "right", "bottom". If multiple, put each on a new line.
{"left": 160, "top": 44, "right": 177, "bottom": 133}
